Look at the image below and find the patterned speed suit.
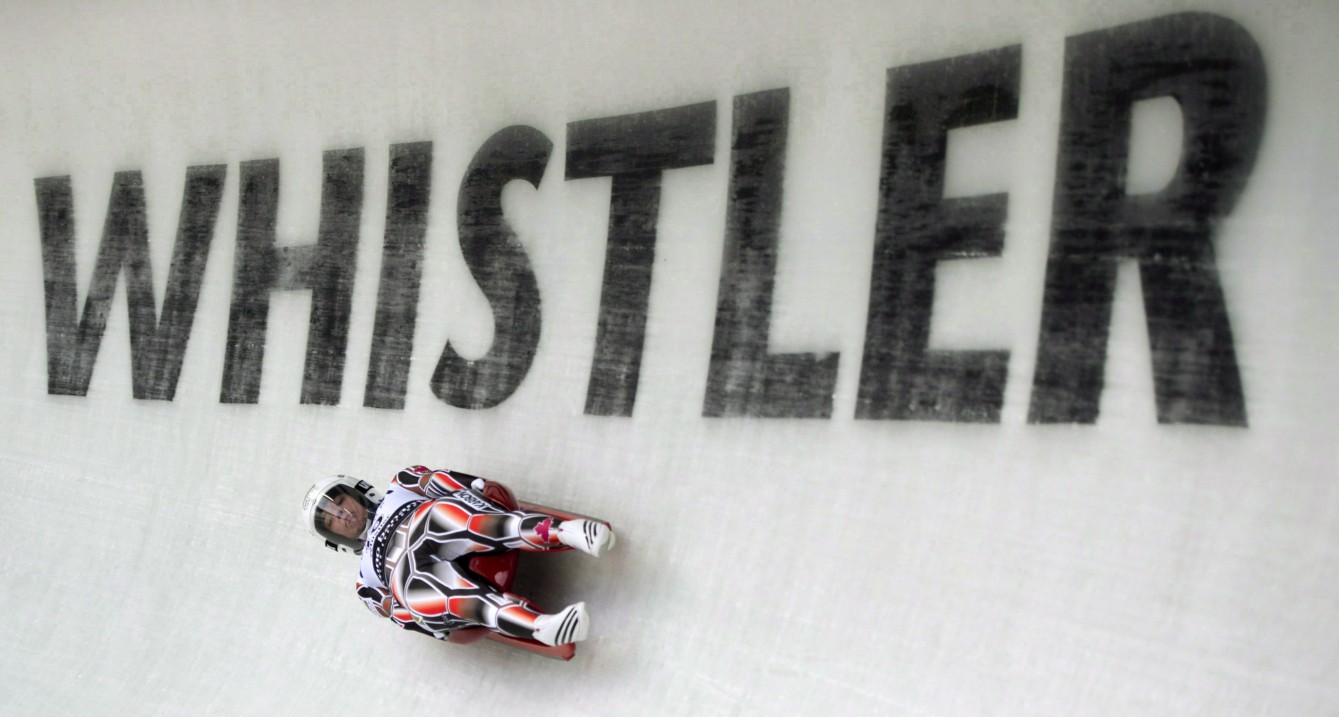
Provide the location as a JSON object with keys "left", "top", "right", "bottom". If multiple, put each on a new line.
{"left": 355, "top": 465, "right": 570, "bottom": 640}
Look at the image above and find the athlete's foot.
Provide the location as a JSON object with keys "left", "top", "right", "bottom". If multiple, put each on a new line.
{"left": 556, "top": 519, "right": 615, "bottom": 557}
{"left": 532, "top": 602, "right": 589, "bottom": 646}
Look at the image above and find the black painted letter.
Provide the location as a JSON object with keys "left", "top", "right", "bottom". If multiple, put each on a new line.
{"left": 36, "top": 166, "right": 225, "bottom": 399}
{"left": 430, "top": 127, "right": 550, "bottom": 410}
{"left": 857, "top": 46, "right": 1020, "bottom": 422}
{"left": 365, "top": 142, "right": 433, "bottom": 409}
{"left": 704, "top": 89, "right": 838, "bottom": 418}
{"left": 221, "top": 150, "right": 364, "bottom": 405}
{"left": 567, "top": 101, "right": 716, "bottom": 416}
{"left": 1029, "top": 13, "right": 1264, "bottom": 425}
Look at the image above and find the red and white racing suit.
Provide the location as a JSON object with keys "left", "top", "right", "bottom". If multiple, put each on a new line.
{"left": 355, "top": 465, "right": 569, "bottom": 640}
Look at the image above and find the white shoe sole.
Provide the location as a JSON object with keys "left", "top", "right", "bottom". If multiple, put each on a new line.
{"left": 533, "top": 602, "right": 589, "bottom": 646}
{"left": 558, "top": 519, "right": 615, "bottom": 557}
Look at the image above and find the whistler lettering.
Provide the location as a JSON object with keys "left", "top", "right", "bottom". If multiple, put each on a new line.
{"left": 35, "top": 13, "right": 1262, "bottom": 425}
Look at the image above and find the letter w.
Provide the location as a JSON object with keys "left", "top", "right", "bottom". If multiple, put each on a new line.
{"left": 35, "top": 166, "right": 226, "bottom": 399}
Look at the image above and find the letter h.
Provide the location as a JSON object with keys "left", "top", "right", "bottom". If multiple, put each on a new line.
{"left": 221, "top": 150, "right": 364, "bottom": 404}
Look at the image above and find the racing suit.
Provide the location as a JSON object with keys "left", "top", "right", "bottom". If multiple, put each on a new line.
{"left": 355, "top": 465, "right": 569, "bottom": 640}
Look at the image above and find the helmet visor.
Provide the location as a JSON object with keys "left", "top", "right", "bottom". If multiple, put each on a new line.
{"left": 313, "top": 485, "right": 371, "bottom": 551}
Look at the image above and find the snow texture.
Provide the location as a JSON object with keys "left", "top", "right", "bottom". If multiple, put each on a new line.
{"left": 2, "top": 1, "right": 1337, "bottom": 715}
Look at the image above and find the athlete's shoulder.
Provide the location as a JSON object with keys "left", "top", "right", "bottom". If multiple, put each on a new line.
{"left": 390, "top": 465, "right": 436, "bottom": 493}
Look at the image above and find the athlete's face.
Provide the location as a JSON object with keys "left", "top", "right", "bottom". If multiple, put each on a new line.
{"left": 323, "top": 492, "right": 368, "bottom": 539}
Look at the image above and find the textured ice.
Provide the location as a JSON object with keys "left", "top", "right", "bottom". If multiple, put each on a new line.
{"left": 1, "top": 2, "right": 1337, "bottom": 715}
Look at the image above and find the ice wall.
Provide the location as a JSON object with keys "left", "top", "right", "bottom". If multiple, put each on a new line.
{"left": 1, "top": 2, "right": 1336, "bottom": 715}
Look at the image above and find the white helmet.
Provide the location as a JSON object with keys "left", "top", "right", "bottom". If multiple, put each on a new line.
{"left": 302, "top": 475, "right": 384, "bottom": 554}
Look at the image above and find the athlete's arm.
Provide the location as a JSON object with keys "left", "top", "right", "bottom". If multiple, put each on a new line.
{"left": 393, "top": 465, "right": 484, "bottom": 500}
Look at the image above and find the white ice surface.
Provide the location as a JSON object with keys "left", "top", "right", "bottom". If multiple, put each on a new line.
{"left": 1, "top": 2, "right": 1337, "bottom": 715}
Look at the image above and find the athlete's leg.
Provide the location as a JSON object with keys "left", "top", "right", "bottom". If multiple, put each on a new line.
{"left": 419, "top": 561, "right": 587, "bottom": 645}
{"left": 468, "top": 511, "right": 615, "bottom": 556}
{"left": 466, "top": 511, "right": 566, "bottom": 551}
{"left": 422, "top": 498, "right": 613, "bottom": 556}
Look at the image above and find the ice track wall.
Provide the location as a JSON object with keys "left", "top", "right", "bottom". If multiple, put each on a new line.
{"left": 2, "top": 2, "right": 1337, "bottom": 715}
